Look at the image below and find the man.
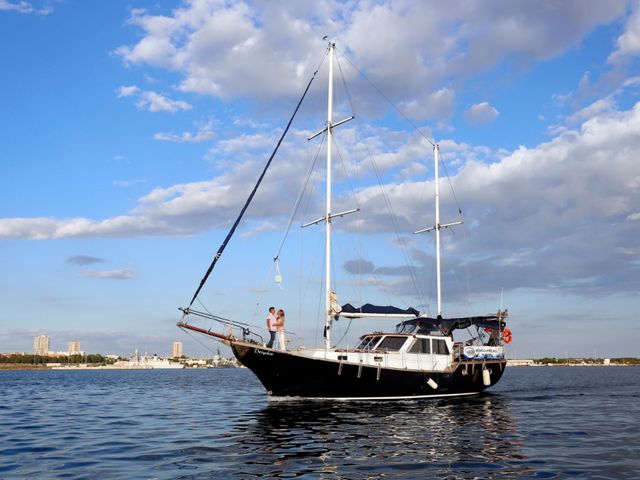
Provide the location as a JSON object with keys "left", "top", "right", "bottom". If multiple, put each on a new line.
{"left": 265, "top": 306, "right": 277, "bottom": 348}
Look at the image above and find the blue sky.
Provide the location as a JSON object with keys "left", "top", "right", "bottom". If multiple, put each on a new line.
{"left": 1, "top": 0, "right": 639, "bottom": 358}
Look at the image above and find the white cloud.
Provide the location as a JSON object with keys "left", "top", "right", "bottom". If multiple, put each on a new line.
{"left": 136, "top": 91, "right": 191, "bottom": 113}
{"left": 114, "top": 1, "right": 627, "bottom": 117}
{"left": 116, "top": 85, "right": 191, "bottom": 113}
{"left": 1, "top": 90, "right": 639, "bottom": 298}
{"left": 0, "top": 0, "right": 52, "bottom": 15}
{"left": 212, "top": 133, "right": 273, "bottom": 154}
{"left": 154, "top": 123, "right": 215, "bottom": 143}
{"left": 81, "top": 269, "right": 135, "bottom": 280}
{"left": 608, "top": 4, "right": 640, "bottom": 63}
{"left": 116, "top": 85, "right": 140, "bottom": 98}
{"left": 463, "top": 102, "right": 500, "bottom": 125}
{"left": 548, "top": 75, "right": 640, "bottom": 134}
{"left": 402, "top": 88, "right": 456, "bottom": 120}
{"left": 337, "top": 102, "right": 640, "bottom": 295}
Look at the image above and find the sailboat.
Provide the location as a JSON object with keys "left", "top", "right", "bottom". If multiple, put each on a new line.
{"left": 178, "top": 43, "right": 511, "bottom": 400}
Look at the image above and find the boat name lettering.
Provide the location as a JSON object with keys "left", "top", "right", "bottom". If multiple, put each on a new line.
{"left": 254, "top": 349, "right": 274, "bottom": 356}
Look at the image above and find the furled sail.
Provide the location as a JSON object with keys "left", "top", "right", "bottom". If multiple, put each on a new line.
{"left": 339, "top": 303, "right": 421, "bottom": 317}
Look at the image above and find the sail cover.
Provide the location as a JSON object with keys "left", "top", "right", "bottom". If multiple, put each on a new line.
{"left": 340, "top": 303, "right": 421, "bottom": 317}
{"left": 395, "top": 316, "right": 506, "bottom": 336}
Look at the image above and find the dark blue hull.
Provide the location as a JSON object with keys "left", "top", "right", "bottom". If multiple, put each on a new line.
{"left": 231, "top": 342, "right": 506, "bottom": 399}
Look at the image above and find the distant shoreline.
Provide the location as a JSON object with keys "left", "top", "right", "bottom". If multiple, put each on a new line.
{"left": 0, "top": 363, "right": 239, "bottom": 371}
{"left": 0, "top": 364, "right": 51, "bottom": 370}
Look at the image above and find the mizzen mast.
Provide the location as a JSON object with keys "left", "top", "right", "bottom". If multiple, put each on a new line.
{"left": 414, "top": 145, "right": 463, "bottom": 318}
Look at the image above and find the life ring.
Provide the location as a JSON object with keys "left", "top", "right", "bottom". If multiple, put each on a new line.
{"left": 502, "top": 328, "right": 513, "bottom": 344}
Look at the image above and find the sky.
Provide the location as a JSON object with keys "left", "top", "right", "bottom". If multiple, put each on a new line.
{"left": 1, "top": 0, "right": 639, "bottom": 359}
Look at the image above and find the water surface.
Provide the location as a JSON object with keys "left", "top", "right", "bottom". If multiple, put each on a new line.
{"left": 1, "top": 366, "right": 638, "bottom": 478}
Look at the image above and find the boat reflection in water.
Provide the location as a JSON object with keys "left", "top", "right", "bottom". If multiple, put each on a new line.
{"left": 226, "top": 395, "right": 532, "bottom": 478}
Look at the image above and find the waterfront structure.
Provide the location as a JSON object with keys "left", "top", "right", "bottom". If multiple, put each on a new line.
{"left": 68, "top": 341, "right": 81, "bottom": 355}
{"left": 172, "top": 341, "right": 183, "bottom": 358}
{"left": 33, "top": 335, "right": 50, "bottom": 356}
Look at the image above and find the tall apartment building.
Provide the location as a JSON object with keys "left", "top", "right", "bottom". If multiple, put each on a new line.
{"left": 33, "top": 335, "right": 50, "bottom": 356}
{"left": 172, "top": 341, "right": 183, "bottom": 358}
{"left": 68, "top": 341, "right": 81, "bottom": 355}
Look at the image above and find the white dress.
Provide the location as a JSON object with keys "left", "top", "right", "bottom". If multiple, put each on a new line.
{"left": 276, "top": 316, "right": 286, "bottom": 351}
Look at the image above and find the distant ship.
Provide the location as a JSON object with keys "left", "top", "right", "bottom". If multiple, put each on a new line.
{"left": 113, "top": 351, "right": 184, "bottom": 370}
{"left": 178, "top": 42, "right": 511, "bottom": 399}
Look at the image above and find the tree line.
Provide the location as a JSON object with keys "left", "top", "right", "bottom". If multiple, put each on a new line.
{"left": 0, "top": 354, "right": 118, "bottom": 365}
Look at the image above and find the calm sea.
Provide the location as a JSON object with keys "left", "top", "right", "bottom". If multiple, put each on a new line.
{"left": 1, "top": 366, "right": 638, "bottom": 479}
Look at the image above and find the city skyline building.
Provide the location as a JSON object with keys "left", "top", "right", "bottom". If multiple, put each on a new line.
{"left": 172, "top": 341, "right": 183, "bottom": 358}
{"left": 68, "top": 341, "right": 80, "bottom": 355}
{"left": 33, "top": 335, "right": 50, "bottom": 356}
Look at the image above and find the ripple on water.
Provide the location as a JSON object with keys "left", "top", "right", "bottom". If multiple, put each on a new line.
{"left": 0, "top": 367, "right": 639, "bottom": 479}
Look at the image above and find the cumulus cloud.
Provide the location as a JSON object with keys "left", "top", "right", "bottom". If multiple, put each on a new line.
{"left": 114, "top": 1, "right": 627, "bottom": 118}
{"left": 463, "top": 102, "right": 500, "bottom": 125}
{"left": 2, "top": 51, "right": 640, "bottom": 301}
{"left": 346, "top": 104, "right": 640, "bottom": 297}
{"left": 81, "top": 269, "right": 135, "bottom": 280}
{"left": 116, "top": 85, "right": 192, "bottom": 113}
{"left": 67, "top": 255, "right": 105, "bottom": 266}
{"left": 608, "top": 4, "right": 640, "bottom": 64}
{"left": 116, "top": 85, "right": 140, "bottom": 98}
{"left": 0, "top": 0, "right": 52, "bottom": 15}
{"left": 154, "top": 122, "right": 215, "bottom": 143}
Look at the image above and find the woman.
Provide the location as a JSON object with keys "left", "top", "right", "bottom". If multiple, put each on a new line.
{"left": 276, "top": 309, "right": 286, "bottom": 351}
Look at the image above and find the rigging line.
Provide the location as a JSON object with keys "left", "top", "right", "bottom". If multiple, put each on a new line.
{"left": 332, "top": 133, "right": 361, "bottom": 210}
{"left": 336, "top": 52, "right": 424, "bottom": 307}
{"left": 364, "top": 136, "right": 425, "bottom": 305}
{"left": 188, "top": 53, "right": 326, "bottom": 308}
{"left": 273, "top": 132, "right": 326, "bottom": 262}
{"left": 195, "top": 298, "right": 215, "bottom": 332}
{"left": 338, "top": 68, "right": 425, "bottom": 306}
{"left": 251, "top": 258, "right": 278, "bottom": 324}
{"left": 313, "top": 251, "right": 326, "bottom": 350}
{"left": 335, "top": 46, "right": 435, "bottom": 148}
{"left": 196, "top": 296, "right": 262, "bottom": 331}
{"left": 462, "top": 226, "right": 475, "bottom": 317}
{"left": 328, "top": 97, "right": 365, "bottom": 306}
{"left": 438, "top": 151, "right": 464, "bottom": 217}
{"left": 299, "top": 137, "right": 325, "bottom": 226}
{"left": 333, "top": 317, "right": 354, "bottom": 347}
{"left": 336, "top": 50, "right": 465, "bottom": 295}
{"left": 178, "top": 326, "right": 218, "bottom": 355}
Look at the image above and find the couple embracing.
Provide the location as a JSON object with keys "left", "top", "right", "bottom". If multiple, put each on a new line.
{"left": 266, "top": 307, "right": 286, "bottom": 351}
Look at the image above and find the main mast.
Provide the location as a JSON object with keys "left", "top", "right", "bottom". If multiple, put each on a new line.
{"left": 305, "top": 42, "right": 355, "bottom": 350}
{"left": 324, "top": 43, "right": 335, "bottom": 350}
{"left": 434, "top": 145, "right": 442, "bottom": 317}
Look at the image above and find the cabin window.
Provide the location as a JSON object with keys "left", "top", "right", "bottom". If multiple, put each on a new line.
{"left": 367, "top": 336, "right": 382, "bottom": 350}
{"left": 358, "top": 336, "right": 382, "bottom": 350}
{"left": 433, "top": 339, "right": 449, "bottom": 355}
{"left": 376, "top": 336, "right": 407, "bottom": 351}
{"left": 408, "top": 338, "right": 430, "bottom": 354}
